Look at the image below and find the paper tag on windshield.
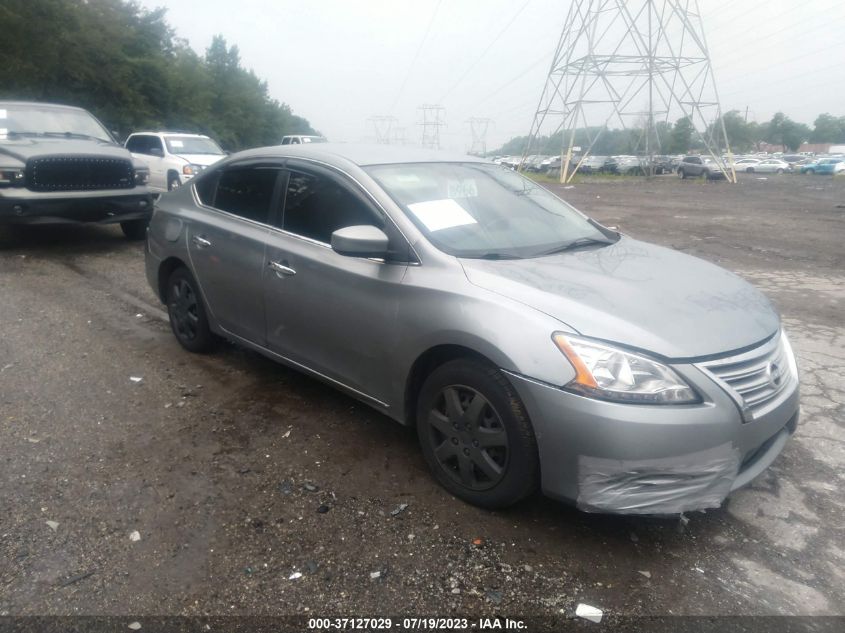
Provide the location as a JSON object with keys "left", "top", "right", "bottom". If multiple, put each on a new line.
{"left": 448, "top": 179, "right": 478, "bottom": 198}
{"left": 169, "top": 140, "right": 184, "bottom": 148}
{"left": 0, "top": 110, "right": 7, "bottom": 119}
{"left": 407, "top": 199, "right": 477, "bottom": 232}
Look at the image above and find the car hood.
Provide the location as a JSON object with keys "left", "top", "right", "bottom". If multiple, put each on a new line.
{"left": 0, "top": 137, "right": 131, "bottom": 167}
{"left": 172, "top": 153, "right": 225, "bottom": 167}
{"left": 460, "top": 237, "right": 779, "bottom": 359}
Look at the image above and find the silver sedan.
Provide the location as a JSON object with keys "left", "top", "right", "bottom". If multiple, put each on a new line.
{"left": 145, "top": 144, "right": 800, "bottom": 514}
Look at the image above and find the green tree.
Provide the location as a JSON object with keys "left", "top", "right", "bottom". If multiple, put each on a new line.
{"left": 668, "top": 116, "right": 694, "bottom": 154}
{"left": 0, "top": 0, "right": 316, "bottom": 150}
{"left": 810, "top": 113, "right": 845, "bottom": 143}
{"left": 764, "top": 112, "right": 810, "bottom": 152}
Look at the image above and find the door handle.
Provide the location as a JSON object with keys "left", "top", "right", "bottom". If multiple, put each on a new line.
{"left": 269, "top": 260, "right": 296, "bottom": 276}
{"left": 192, "top": 235, "right": 212, "bottom": 248}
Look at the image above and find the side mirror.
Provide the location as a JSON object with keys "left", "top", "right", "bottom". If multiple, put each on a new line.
{"left": 331, "top": 225, "right": 389, "bottom": 258}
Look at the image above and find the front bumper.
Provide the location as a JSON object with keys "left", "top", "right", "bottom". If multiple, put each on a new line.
{"left": 0, "top": 188, "right": 154, "bottom": 225}
{"left": 507, "top": 362, "right": 799, "bottom": 515}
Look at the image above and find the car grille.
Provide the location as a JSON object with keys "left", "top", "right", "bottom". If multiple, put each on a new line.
{"left": 697, "top": 333, "right": 793, "bottom": 421}
{"left": 27, "top": 156, "right": 135, "bottom": 192}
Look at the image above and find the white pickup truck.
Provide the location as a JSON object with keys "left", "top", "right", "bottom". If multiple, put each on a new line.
{"left": 125, "top": 132, "right": 226, "bottom": 192}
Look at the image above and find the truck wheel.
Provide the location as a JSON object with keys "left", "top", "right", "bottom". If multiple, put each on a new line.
{"left": 167, "top": 174, "right": 181, "bottom": 191}
{"left": 120, "top": 219, "right": 148, "bottom": 241}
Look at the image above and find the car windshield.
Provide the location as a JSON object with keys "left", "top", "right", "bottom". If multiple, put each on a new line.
{"left": 164, "top": 136, "right": 223, "bottom": 154}
{"left": 366, "top": 162, "right": 615, "bottom": 259}
{"left": 0, "top": 104, "right": 112, "bottom": 142}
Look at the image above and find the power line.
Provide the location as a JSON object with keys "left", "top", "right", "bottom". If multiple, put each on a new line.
{"left": 437, "top": 0, "right": 532, "bottom": 103}
{"left": 390, "top": 0, "right": 444, "bottom": 114}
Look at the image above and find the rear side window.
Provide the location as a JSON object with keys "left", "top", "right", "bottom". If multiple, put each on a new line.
{"left": 280, "top": 171, "right": 381, "bottom": 243}
{"left": 213, "top": 167, "right": 278, "bottom": 224}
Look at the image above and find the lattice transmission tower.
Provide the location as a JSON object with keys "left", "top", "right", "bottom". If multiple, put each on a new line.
{"left": 522, "top": 0, "right": 735, "bottom": 183}
{"left": 467, "top": 117, "right": 493, "bottom": 156}
{"left": 418, "top": 104, "right": 446, "bottom": 149}
{"left": 369, "top": 115, "right": 399, "bottom": 144}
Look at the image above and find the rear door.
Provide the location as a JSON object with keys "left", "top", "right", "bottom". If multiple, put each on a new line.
{"left": 263, "top": 162, "right": 412, "bottom": 403}
{"left": 187, "top": 162, "right": 284, "bottom": 345}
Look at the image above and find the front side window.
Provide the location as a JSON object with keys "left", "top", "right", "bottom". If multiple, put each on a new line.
{"left": 281, "top": 170, "right": 382, "bottom": 244}
{"left": 213, "top": 167, "right": 278, "bottom": 224}
{"left": 366, "top": 163, "right": 614, "bottom": 259}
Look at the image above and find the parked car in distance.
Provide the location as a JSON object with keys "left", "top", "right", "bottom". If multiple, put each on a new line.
{"left": 126, "top": 132, "right": 226, "bottom": 193}
{"left": 0, "top": 101, "right": 153, "bottom": 239}
{"left": 812, "top": 158, "right": 845, "bottom": 175}
{"left": 745, "top": 158, "right": 791, "bottom": 174}
{"left": 677, "top": 155, "right": 726, "bottom": 180}
{"left": 146, "top": 143, "right": 799, "bottom": 515}
{"left": 280, "top": 135, "right": 327, "bottom": 145}
{"left": 576, "top": 155, "right": 608, "bottom": 174}
{"left": 730, "top": 158, "right": 761, "bottom": 172}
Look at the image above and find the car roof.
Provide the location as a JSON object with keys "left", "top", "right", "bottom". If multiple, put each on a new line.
{"left": 231, "top": 143, "right": 488, "bottom": 167}
{"left": 129, "top": 131, "right": 211, "bottom": 138}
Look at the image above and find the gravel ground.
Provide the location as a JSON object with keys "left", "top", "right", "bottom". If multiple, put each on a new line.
{"left": 0, "top": 173, "right": 843, "bottom": 622}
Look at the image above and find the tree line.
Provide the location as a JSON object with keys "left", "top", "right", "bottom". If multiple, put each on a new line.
{"left": 0, "top": 0, "right": 317, "bottom": 150}
{"left": 497, "top": 111, "right": 845, "bottom": 157}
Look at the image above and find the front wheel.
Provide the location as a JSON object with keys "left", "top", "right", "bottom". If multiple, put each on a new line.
{"left": 416, "top": 359, "right": 539, "bottom": 509}
{"left": 806, "top": 169, "right": 815, "bottom": 175}
{"left": 167, "top": 174, "right": 181, "bottom": 191}
{"left": 120, "top": 219, "right": 148, "bottom": 240}
{"left": 165, "top": 267, "right": 214, "bottom": 353}
{"left": 746, "top": 167, "right": 755, "bottom": 173}
{"left": 776, "top": 168, "right": 784, "bottom": 174}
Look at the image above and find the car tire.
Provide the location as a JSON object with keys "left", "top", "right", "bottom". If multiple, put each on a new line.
{"left": 806, "top": 169, "right": 814, "bottom": 175}
{"left": 416, "top": 358, "right": 539, "bottom": 509}
{"left": 167, "top": 174, "right": 181, "bottom": 191}
{"left": 776, "top": 168, "right": 784, "bottom": 174}
{"left": 746, "top": 167, "right": 755, "bottom": 173}
{"left": 678, "top": 168, "right": 686, "bottom": 179}
{"left": 165, "top": 267, "right": 214, "bottom": 353}
{"left": 120, "top": 219, "right": 148, "bottom": 241}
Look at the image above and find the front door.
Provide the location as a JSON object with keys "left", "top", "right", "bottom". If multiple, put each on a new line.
{"left": 263, "top": 164, "right": 411, "bottom": 403}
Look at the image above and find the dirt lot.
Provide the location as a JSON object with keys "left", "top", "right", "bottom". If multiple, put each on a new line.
{"left": 1, "top": 173, "right": 843, "bottom": 622}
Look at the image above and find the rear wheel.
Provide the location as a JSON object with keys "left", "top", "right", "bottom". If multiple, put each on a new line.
{"left": 776, "top": 168, "right": 784, "bottom": 174}
{"left": 165, "top": 267, "right": 214, "bottom": 353}
{"left": 120, "top": 219, "right": 148, "bottom": 241}
{"left": 416, "top": 359, "right": 539, "bottom": 509}
{"left": 806, "top": 169, "right": 815, "bottom": 175}
{"left": 677, "top": 168, "right": 686, "bottom": 179}
{"left": 746, "top": 167, "right": 755, "bottom": 173}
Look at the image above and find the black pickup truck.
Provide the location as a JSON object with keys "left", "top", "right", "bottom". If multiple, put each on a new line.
{"left": 0, "top": 101, "right": 153, "bottom": 239}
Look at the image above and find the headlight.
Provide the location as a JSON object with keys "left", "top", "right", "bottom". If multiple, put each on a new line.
{"left": 552, "top": 333, "right": 699, "bottom": 404}
{"left": 780, "top": 329, "right": 799, "bottom": 380}
{"left": 134, "top": 168, "right": 150, "bottom": 185}
{"left": 182, "top": 164, "right": 203, "bottom": 176}
{"left": 0, "top": 168, "right": 25, "bottom": 187}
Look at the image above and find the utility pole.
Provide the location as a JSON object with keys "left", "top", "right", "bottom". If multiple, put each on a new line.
{"left": 522, "top": 0, "right": 736, "bottom": 183}
{"left": 467, "top": 117, "right": 493, "bottom": 156}
{"left": 418, "top": 104, "right": 446, "bottom": 150}
{"left": 369, "top": 115, "right": 398, "bottom": 144}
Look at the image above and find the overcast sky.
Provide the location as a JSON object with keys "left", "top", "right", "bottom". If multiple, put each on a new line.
{"left": 137, "top": 0, "right": 845, "bottom": 152}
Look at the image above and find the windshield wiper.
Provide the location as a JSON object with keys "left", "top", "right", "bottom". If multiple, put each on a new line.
{"left": 474, "top": 252, "right": 522, "bottom": 260}
{"left": 534, "top": 236, "right": 615, "bottom": 257}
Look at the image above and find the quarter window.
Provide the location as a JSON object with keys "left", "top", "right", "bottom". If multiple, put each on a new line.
{"left": 281, "top": 171, "right": 382, "bottom": 244}
{"left": 213, "top": 167, "right": 279, "bottom": 224}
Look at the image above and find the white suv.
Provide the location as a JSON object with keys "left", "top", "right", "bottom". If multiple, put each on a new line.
{"left": 125, "top": 132, "right": 226, "bottom": 192}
